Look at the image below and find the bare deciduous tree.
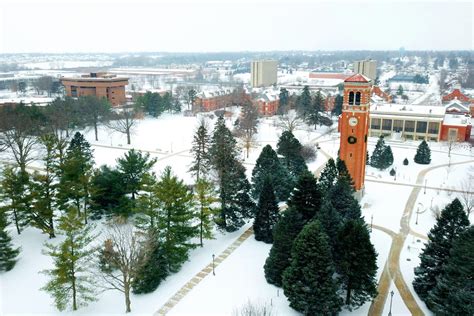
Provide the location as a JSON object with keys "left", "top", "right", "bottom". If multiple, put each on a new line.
{"left": 97, "top": 218, "right": 147, "bottom": 313}
{"left": 232, "top": 300, "right": 274, "bottom": 316}
{"left": 108, "top": 106, "right": 140, "bottom": 145}
{"left": 276, "top": 110, "right": 303, "bottom": 133}
{"left": 459, "top": 169, "right": 474, "bottom": 216}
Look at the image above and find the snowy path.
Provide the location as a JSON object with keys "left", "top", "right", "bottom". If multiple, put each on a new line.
{"left": 368, "top": 158, "right": 474, "bottom": 316}
{"left": 154, "top": 227, "right": 254, "bottom": 315}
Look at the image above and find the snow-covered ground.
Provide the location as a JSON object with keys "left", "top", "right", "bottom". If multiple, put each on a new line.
{"left": 0, "top": 108, "right": 472, "bottom": 315}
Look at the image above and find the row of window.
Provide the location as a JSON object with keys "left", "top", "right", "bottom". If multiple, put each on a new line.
{"left": 370, "top": 118, "right": 440, "bottom": 134}
{"left": 348, "top": 91, "right": 361, "bottom": 105}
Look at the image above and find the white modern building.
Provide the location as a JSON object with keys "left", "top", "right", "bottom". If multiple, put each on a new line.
{"left": 251, "top": 60, "right": 278, "bottom": 87}
{"left": 353, "top": 60, "right": 377, "bottom": 81}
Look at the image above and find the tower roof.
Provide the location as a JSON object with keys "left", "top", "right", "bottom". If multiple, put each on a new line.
{"left": 344, "top": 73, "right": 371, "bottom": 83}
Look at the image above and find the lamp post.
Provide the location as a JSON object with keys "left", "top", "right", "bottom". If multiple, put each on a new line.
{"left": 212, "top": 254, "right": 215, "bottom": 276}
{"left": 370, "top": 214, "right": 373, "bottom": 232}
{"left": 388, "top": 290, "right": 394, "bottom": 316}
{"left": 424, "top": 179, "right": 427, "bottom": 194}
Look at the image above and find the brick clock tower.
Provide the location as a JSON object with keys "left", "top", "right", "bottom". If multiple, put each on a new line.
{"left": 339, "top": 74, "right": 372, "bottom": 192}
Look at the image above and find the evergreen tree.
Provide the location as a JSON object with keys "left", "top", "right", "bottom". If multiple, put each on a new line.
{"left": 316, "top": 199, "right": 342, "bottom": 255}
{"left": 276, "top": 131, "right": 307, "bottom": 178}
{"left": 370, "top": 135, "right": 392, "bottom": 170}
{"left": 264, "top": 208, "right": 305, "bottom": 287}
{"left": 296, "top": 85, "right": 312, "bottom": 118}
{"left": 282, "top": 220, "right": 343, "bottom": 315}
{"left": 327, "top": 176, "right": 361, "bottom": 221}
{"left": 209, "top": 116, "right": 253, "bottom": 232}
{"left": 306, "top": 90, "right": 325, "bottom": 127}
{"left": 335, "top": 219, "right": 378, "bottom": 309}
{"left": 383, "top": 145, "right": 394, "bottom": 167}
{"left": 28, "top": 134, "right": 59, "bottom": 238}
{"left": 155, "top": 167, "right": 198, "bottom": 272}
{"left": 219, "top": 160, "right": 255, "bottom": 232}
{"left": 278, "top": 88, "right": 289, "bottom": 114}
{"left": 194, "top": 178, "right": 218, "bottom": 247}
{"left": 131, "top": 228, "right": 169, "bottom": 294}
{"left": 287, "top": 171, "right": 322, "bottom": 222}
{"left": 336, "top": 157, "right": 355, "bottom": 189}
{"left": 0, "top": 167, "right": 30, "bottom": 235}
{"left": 89, "top": 165, "right": 130, "bottom": 218}
{"left": 253, "top": 177, "right": 280, "bottom": 243}
{"left": 189, "top": 121, "right": 211, "bottom": 182}
{"left": 0, "top": 210, "right": 20, "bottom": 271}
{"left": 332, "top": 94, "right": 343, "bottom": 116}
{"left": 251, "top": 145, "right": 293, "bottom": 202}
{"left": 413, "top": 198, "right": 469, "bottom": 300}
{"left": 41, "top": 209, "right": 97, "bottom": 311}
{"left": 318, "top": 158, "right": 338, "bottom": 195}
{"left": 426, "top": 226, "right": 474, "bottom": 315}
{"left": 116, "top": 149, "right": 157, "bottom": 200}
{"left": 397, "top": 85, "right": 404, "bottom": 96}
{"left": 57, "top": 132, "right": 94, "bottom": 224}
{"left": 414, "top": 140, "right": 431, "bottom": 164}
{"left": 403, "top": 157, "right": 409, "bottom": 165}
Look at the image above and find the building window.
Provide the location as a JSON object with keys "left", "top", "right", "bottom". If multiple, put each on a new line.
{"left": 428, "top": 122, "right": 439, "bottom": 134}
{"left": 448, "top": 128, "right": 458, "bottom": 141}
{"left": 382, "top": 119, "right": 392, "bottom": 131}
{"left": 355, "top": 92, "right": 361, "bottom": 105}
{"left": 416, "top": 121, "right": 427, "bottom": 133}
{"left": 393, "top": 120, "right": 403, "bottom": 132}
{"left": 71, "top": 86, "right": 77, "bottom": 97}
{"left": 371, "top": 118, "right": 381, "bottom": 130}
{"left": 405, "top": 120, "right": 415, "bottom": 132}
{"left": 349, "top": 91, "right": 354, "bottom": 105}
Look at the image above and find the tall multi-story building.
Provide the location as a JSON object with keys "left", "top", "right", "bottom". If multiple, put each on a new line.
{"left": 353, "top": 60, "right": 377, "bottom": 81}
{"left": 251, "top": 60, "right": 278, "bottom": 87}
{"left": 61, "top": 72, "right": 129, "bottom": 106}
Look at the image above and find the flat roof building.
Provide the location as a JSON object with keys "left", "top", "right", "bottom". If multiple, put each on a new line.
{"left": 61, "top": 72, "right": 129, "bottom": 106}
{"left": 251, "top": 60, "right": 278, "bottom": 88}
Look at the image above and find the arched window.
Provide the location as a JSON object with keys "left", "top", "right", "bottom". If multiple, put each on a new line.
{"left": 355, "top": 92, "right": 361, "bottom": 105}
{"left": 348, "top": 91, "right": 354, "bottom": 105}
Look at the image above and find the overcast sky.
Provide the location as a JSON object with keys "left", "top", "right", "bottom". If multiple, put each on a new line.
{"left": 0, "top": 0, "right": 472, "bottom": 53}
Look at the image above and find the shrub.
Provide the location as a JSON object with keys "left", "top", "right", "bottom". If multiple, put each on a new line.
{"left": 403, "top": 158, "right": 409, "bottom": 165}
{"left": 300, "top": 144, "right": 317, "bottom": 162}
{"left": 390, "top": 168, "right": 396, "bottom": 176}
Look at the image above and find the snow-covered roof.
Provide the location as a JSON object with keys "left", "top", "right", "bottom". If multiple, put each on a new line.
{"left": 443, "top": 113, "right": 471, "bottom": 126}
{"left": 371, "top": 103, "right": 445, "bottom": 116}
{"left": 444, "top": 99, "right": 469, "bottom": 113}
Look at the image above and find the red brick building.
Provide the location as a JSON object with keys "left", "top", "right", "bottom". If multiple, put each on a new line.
{"left": 61, "top": 73, "right": 128, "bottom": 106}
{"left": 372, "top": 85, "right": 392, "bottom": 103}
{"left": 254, "top": 92, "right": 279, "bottom": 116}
{"left": 442, "top": 88, "right": 472, "bottom": 103}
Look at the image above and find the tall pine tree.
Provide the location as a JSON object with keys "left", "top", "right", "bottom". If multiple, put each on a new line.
{"left": 189, "top": 120, "right": 211, "bottom": 181}
{"left": 413, "top": 198, "right": 469, "bottom": 301}
{"left": 194, "top": 178, "right": 218, "bottom": 247}
{"left": 318, "top": 158, "right": 338, "bottom": 195}
{"left": 0, "top": 210, "right": 20, "bottom": 271}
{"left": 287, "top": 171, "right": 322, "bottom": 222}
{"left": 253, "top": 177, "right": 280, "bottom": 243}
{"left": 282, "top": 220, "right": 343, "bottom": 315}
{"left": 335, "top": 219, "right": 378, "bottom": 309}
{"left": 276, "top": 131, "right": 307, "bottom": 179}
{"left": 426, "top": 226, "right": 474, "bottom": 315}
{"left": 296, "top": 85, "right": 312, "bottom": 119}
{"left": 41, "top": 209, "right": 97, "bottom": 311}
{"left": 264, "top": 208, "right": 305, "bottom": 287}
{"left": 370, "top": 135, "right": 392, "bottom": 170}
{"left": 155, "top": 167, "right": 198, "bottom": 272}
{"left": 251, "top": 145, "right": 293, "bottom": 202}
{"left": 57, "top": 132, "right": 94, "bottom": 224}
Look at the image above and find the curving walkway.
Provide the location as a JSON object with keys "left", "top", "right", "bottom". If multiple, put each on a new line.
{"left": 368, "top": 158, "right": 474, "bottom": 316}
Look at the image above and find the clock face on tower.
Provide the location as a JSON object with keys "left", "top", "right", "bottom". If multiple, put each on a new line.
{"left": 349, "top": 117, "right": 358, "bottom": 126}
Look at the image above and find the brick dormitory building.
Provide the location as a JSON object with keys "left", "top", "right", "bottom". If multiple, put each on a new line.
{"left": 60, "top": 72, "right": 129, "bottom": 106}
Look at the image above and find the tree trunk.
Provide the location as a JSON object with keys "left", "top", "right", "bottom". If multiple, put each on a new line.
{"left": 126, "top": 129, "right": 131, "bottom": 145}
{"left": 345, "top": 283, "right": 352, "bottom": 305}
{"left": 94, "top": 122, "right": 98, "bottom": 141}
{"left": 124, "top": 281, "right": 131, "bottom": 313}
{"left": 12, "top": 206, "right": 21, "bottom": 235}
{"left": 71, "top": 245, "right": 77, "bottom": 311}
{"left": 200, "top": 206, "right": 203, "bottom": 247}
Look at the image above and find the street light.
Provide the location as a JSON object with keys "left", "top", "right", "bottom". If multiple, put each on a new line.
{"left": 212, "top": 254, "right": 215, "bottom": 276}
{"left": 388, "top": 290, "right": 394, "bottom": 316}
{"left": 370, "top": 214, "right": 373, "bottom": 232}
{"left": 424, "top": 179, "right": 427, "bottom": 194}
